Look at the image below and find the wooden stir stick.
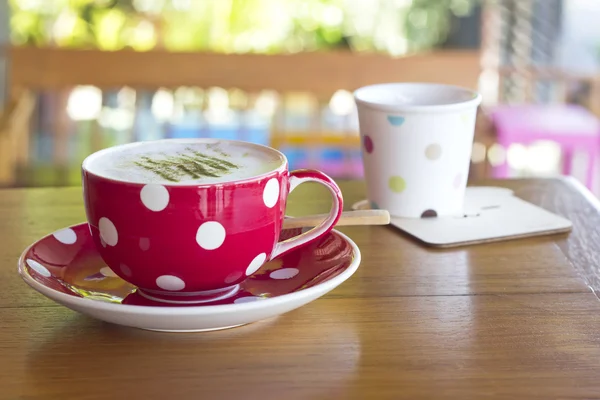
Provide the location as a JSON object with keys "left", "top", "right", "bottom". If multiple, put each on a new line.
{"left": 282, "top": 209, "right": 390, "bottom": 229}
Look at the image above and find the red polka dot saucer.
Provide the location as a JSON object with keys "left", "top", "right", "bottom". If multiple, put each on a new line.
{"left": 19, "top": 223, "right": 360, "bottom": 332}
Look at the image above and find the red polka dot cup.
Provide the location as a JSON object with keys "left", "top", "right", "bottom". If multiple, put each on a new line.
{"left": 82, "top": 139, "right": 343, "bottom": 304}
{"left": 354, "top": 83, "right": 482, "bottom": 218}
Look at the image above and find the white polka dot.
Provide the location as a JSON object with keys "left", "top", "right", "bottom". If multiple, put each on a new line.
{"left": 26, "top": 259, "right": 51, "bottom": 277}
{"left": 196, "top": 221, "right": 226, "bottom": 250}
{"left": 99, "top": 217, "right": 118, "bottom": 246}
{"left": 234, "top": 296, "right": 264, "bottom": 304}
{"left": 270, "top": 268, "right": 299, "bottom": 280}
{"left": 53, "top": 228, "right": 77, "bottom": 244}
{"left": 139, "top": 237, "right": 150, "bottom": 251}
{"left": 100, "top": 266, "right": 118, "bottom": 278}
{"left": 140, "top": 184, "right": 170, "bottom": 212}
{"left": 246, "top": 253, "right": 267, "bottom": 276}
{"left": 263, "top": 178, "right": 280, "bottom": 208}
{"left": 156, "top": 275, "right": 185, "bottom": 291}
{"left": 225, "top": 270, "right": 243, "bottom": 284}
{"left": 101, "top": 238, "right": 107, "bottom": 248}
{"left": 120, "top": 263, "right": 132, "bottom": 277}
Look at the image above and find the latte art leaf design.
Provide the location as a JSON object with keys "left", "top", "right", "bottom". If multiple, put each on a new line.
{"left": 133, "top": 147, "right": 240, "bottom": 182}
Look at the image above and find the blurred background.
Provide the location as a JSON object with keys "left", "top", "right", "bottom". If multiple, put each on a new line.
{"left": 0, "top": 0, "right": 599, "bottom": 194}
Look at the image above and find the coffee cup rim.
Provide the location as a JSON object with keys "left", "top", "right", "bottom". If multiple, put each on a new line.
{"left": 353, "top": 82, "right": 482, "bottom": 113}
{"left": 82, "top": 138, "right": 288, "bottom": 186}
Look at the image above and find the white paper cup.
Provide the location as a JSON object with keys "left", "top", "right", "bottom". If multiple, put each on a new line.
{"left": 354, "top": 83, "right": 482, "bottom": 218}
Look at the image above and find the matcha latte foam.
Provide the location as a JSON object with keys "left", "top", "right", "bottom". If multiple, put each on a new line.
{"left": 83, "top": 140, "right": 285, "bottom": 184}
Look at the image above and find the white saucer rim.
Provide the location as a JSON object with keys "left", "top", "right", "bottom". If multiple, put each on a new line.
{"left": 18, "top": 223, "right": 361, "bottom": 316}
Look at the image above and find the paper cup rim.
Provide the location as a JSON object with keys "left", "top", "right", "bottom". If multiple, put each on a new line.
{"left": 353, "top": 82, "right": 482, "bottom": 113}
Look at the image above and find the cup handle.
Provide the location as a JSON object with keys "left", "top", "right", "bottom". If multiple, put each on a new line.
{"left": 270, "top": 169, "right": 343, "bottom": 260}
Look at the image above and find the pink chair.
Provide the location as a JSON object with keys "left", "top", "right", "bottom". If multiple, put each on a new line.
{"left": 490, "top": 104, "right": 600, "bottom": 189}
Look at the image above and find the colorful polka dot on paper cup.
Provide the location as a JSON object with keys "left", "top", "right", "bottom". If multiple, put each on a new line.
{"left": 388, "top": 176, "right": 406, "bottom": 194}
{"left": 425, "top": 143, "right": 442, "bottom": 160}
{"left": 387, "top": 116, "right": 405, "bottom": 126}
{"left": 363, "top": 135, "right": 374, "bottom": 154}
{"left": 420, "top": 209, "right": 438, "bottom": 218}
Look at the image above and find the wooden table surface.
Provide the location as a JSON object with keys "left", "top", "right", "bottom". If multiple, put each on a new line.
{"left": 2, "top": 177, "right": 600, "bottom": 399}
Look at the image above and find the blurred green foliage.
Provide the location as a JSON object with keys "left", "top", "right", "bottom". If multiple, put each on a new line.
{"left": 10, "top": 0, "right": 476, "bottom": 54}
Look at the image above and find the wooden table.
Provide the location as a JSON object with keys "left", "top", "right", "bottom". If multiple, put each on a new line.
{"left": 2, "top": 178, "right": 600, "bottom": 399}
